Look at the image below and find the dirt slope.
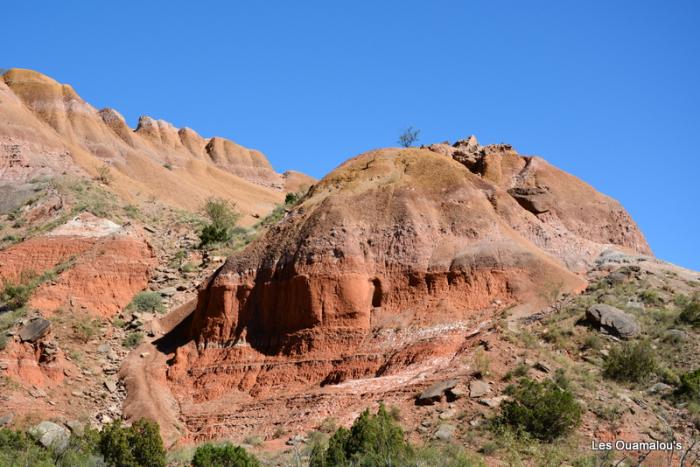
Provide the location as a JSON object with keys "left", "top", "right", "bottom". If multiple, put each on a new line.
{"left": 0, "top": 68, "right": 315, "bottom": 224}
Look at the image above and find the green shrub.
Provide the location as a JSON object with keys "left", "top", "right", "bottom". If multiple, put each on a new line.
{"left": 0, "top": 426, "right": 102, "bottom": 467}
{"left": 0, "top": 307, "right": 27, "bottom": 334}
{"left": 122, "top": 331, "right": 143, "bottom": 348}
{"left": 603, "top": 340, "right": 656, "bottom": 383}
{"left": 494, "top": 378, "right": 582, "bottom": 442}
{"left": 0, "top": 333, "right": 7, "bottom": 351}
{"left": 1, "top": 282, "right": 33, "bottom": 310}
{"left": 128, "top": 291, "right": 165, "bottom": 314}
{"left": 180, "top": 262, "right": 198, "bottom": 273}
{"left": 123, "top": 204, "right": 140, "bottom": 219}
{"left": 255, "top": 204, "right": 286, "bottom": 229}
{"left": 284, "top": 191, "right": 307, "bottom": 207}
{"left": 677, "top": 368, "right": 700, "bottom": 400}
{"left": 640, "top": 290, "right": 662, "bottom": 306}
{"left": 0, "top": 427, "right": 53, "bottom": 466}
{"left": 658, "top": 366, "right": 681, "bottom": 386}
{"left": 1, "top": 263, "right": 73, "bottom": 311}
{"left": 199, "top": 224, "right": 230, "bottom": 246}
{"left": 504, "top": 363, "right": 530, "bottom": 381}
{"left": 679, "top": 300, "right": 700, "bottom": 326}
{"left": 99, "top": 419, "right": 165, "bottom": 467}
{"left": 192, "top": 442, "right": 260, "bottom": 467}
{"left": 73, "top": 317, "right": 101, "bottom": 343}
{"left": 310, "top": 404, "right": 414, "bottom": 466}
{"left": 581, "top": 334, "right": 603, "bottom": 351}
{"left": 199, "top": 198, "right": 240, "bottom": 247}
{"left": 415, "top": 442, "right": 484, "bottom": 467}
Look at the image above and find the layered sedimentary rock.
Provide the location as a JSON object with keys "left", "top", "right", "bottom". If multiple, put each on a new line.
{"left": 164, "top": 144, "right": 650, "bottom": 440}
{"left": 0, "top": 213, "right": 156, "bottom": 317}
{"left": 0, "top": 69, "right": 314, "bottom": 221}
{"left": 424, "top": 137, "right": 651, "bottom": 270}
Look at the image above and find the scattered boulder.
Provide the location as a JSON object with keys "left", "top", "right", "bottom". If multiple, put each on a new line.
{"left": 0, "top": 413, "right": 13, "bottom": 426}
{"left": 586, "top": 304, "right": 641, "bottom": 339}
{"left": 469, "top": 380, "right": 491, "bottom": 398}
{"left": 434, "top": 423, "right": 456, "bottom": 441}
{"left": 65, "top": 420, "right": 85, "bottom": 436}
{"left": 446, "top": 383, "right": 468, "bottom": 401}
{"left": 416, "top": 379, "right": 458, "bottom": 405}
{"left": 479, "top": 396, "right": 509, "bottom": 408}
{"left": 158, "top": 287, "right": 177, "bottom": 297}
{"left": 626, "top": 298, "right": 645, "bottom": 310}
{"left": 29, "top": 387, "right": 48, "bottom": 398}
{"left": 286, "top": 434, "right": 307, "bottom": 446}
{"left": 607, "top": 270, "right": 632, "bottom": 285}
{"left": 29, "top": 421, "right": 70, "bottom": 453}
{"left": 647, "top": 382, "right": 673, "bottom": 395}
{"left": 534, "top": 361, "right": 552, "bottom": 373}
{"left": 664, "top": 329, "right": 686, "bottom": 343}
{"left": 438, "top": 408, "right": 457, "bottom": 420}
{"left": 18, "top": 317, "right": 51, "bottom": 342}
{"left": 104, "top": 380, "right": 118, "bottom": 393}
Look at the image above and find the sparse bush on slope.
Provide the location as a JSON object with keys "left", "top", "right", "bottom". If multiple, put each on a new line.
{"left": 494, "top": 378, "right": 582, "bottom": 442}
{"left": 199, "top": 198, "right": 240, "bottom": 247}
{"left": 309, "top": 404, "right": 414, "bottom": 467}
{"left": 99, "top": 419, "right": 166, "bottom": 467}
{"left": 679, "top": 299, "right": 700, "bottom": 326}
{"left": 127, "top": 291, "right": 165, "bottom": 314}
{"left": 191, "top": 442, "right": 260, "bottom": 467}
{"left": 603, "top": 340, "right": 656, "bottom": 383}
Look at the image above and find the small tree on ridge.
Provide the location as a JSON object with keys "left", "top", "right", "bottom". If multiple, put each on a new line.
{"left": 398, "top": 126, "right": 420, "bottom": 147}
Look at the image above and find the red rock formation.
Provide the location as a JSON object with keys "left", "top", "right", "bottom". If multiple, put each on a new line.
{"left": 0, "top": 213, "right": 156, "bottom": 317}
{"left": 160, "top": 145, "right": 651, "bottom": 441}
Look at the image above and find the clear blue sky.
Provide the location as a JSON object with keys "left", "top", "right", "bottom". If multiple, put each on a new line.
{"left": 3, "top": 1, "right": 699, "bottom": 270}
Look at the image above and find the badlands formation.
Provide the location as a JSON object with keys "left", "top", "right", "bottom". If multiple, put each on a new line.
{"left": 158, "top": 139, "right": 652, "bottom": 442}
{"left": 2, "top": 68, "right": 700, "bottom": 465}
{"left": 0, "top": 68, "right": 313, "bottom": 222}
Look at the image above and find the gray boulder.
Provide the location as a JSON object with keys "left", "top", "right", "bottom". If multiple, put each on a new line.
{"left": 65, "top": 419, "right": 85, "bottom": 437}
{"left": 469, "top": 380, "right": 491, "bottom": 398}
{"left": 586, "top": 304, "right": 640, "bottom": 339}
{"left": 29, "top": 421, "right": 70, "bottom": 453}
{"left": 434, "top": 423, "right": 456, "bottom": 441}
{"left": 446, "top": 383, "right": 468, "bottom": 400}
{"left": 19, "top": 318, "right": 51, "bottom": 342}
{"left": 416, "top": 379, "right": 458, "bottom": 405}
{"left": 0, "top": 413, "right": 13, "bottom": 426}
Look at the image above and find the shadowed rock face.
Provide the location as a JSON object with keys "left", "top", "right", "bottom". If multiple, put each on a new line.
{"left": 164, "top": 145, "right": 650, "bottom": 430}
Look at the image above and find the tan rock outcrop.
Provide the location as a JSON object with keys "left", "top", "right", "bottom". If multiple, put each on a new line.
{"left": 0, "top": 68, "right": 315, "bottom": 223}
